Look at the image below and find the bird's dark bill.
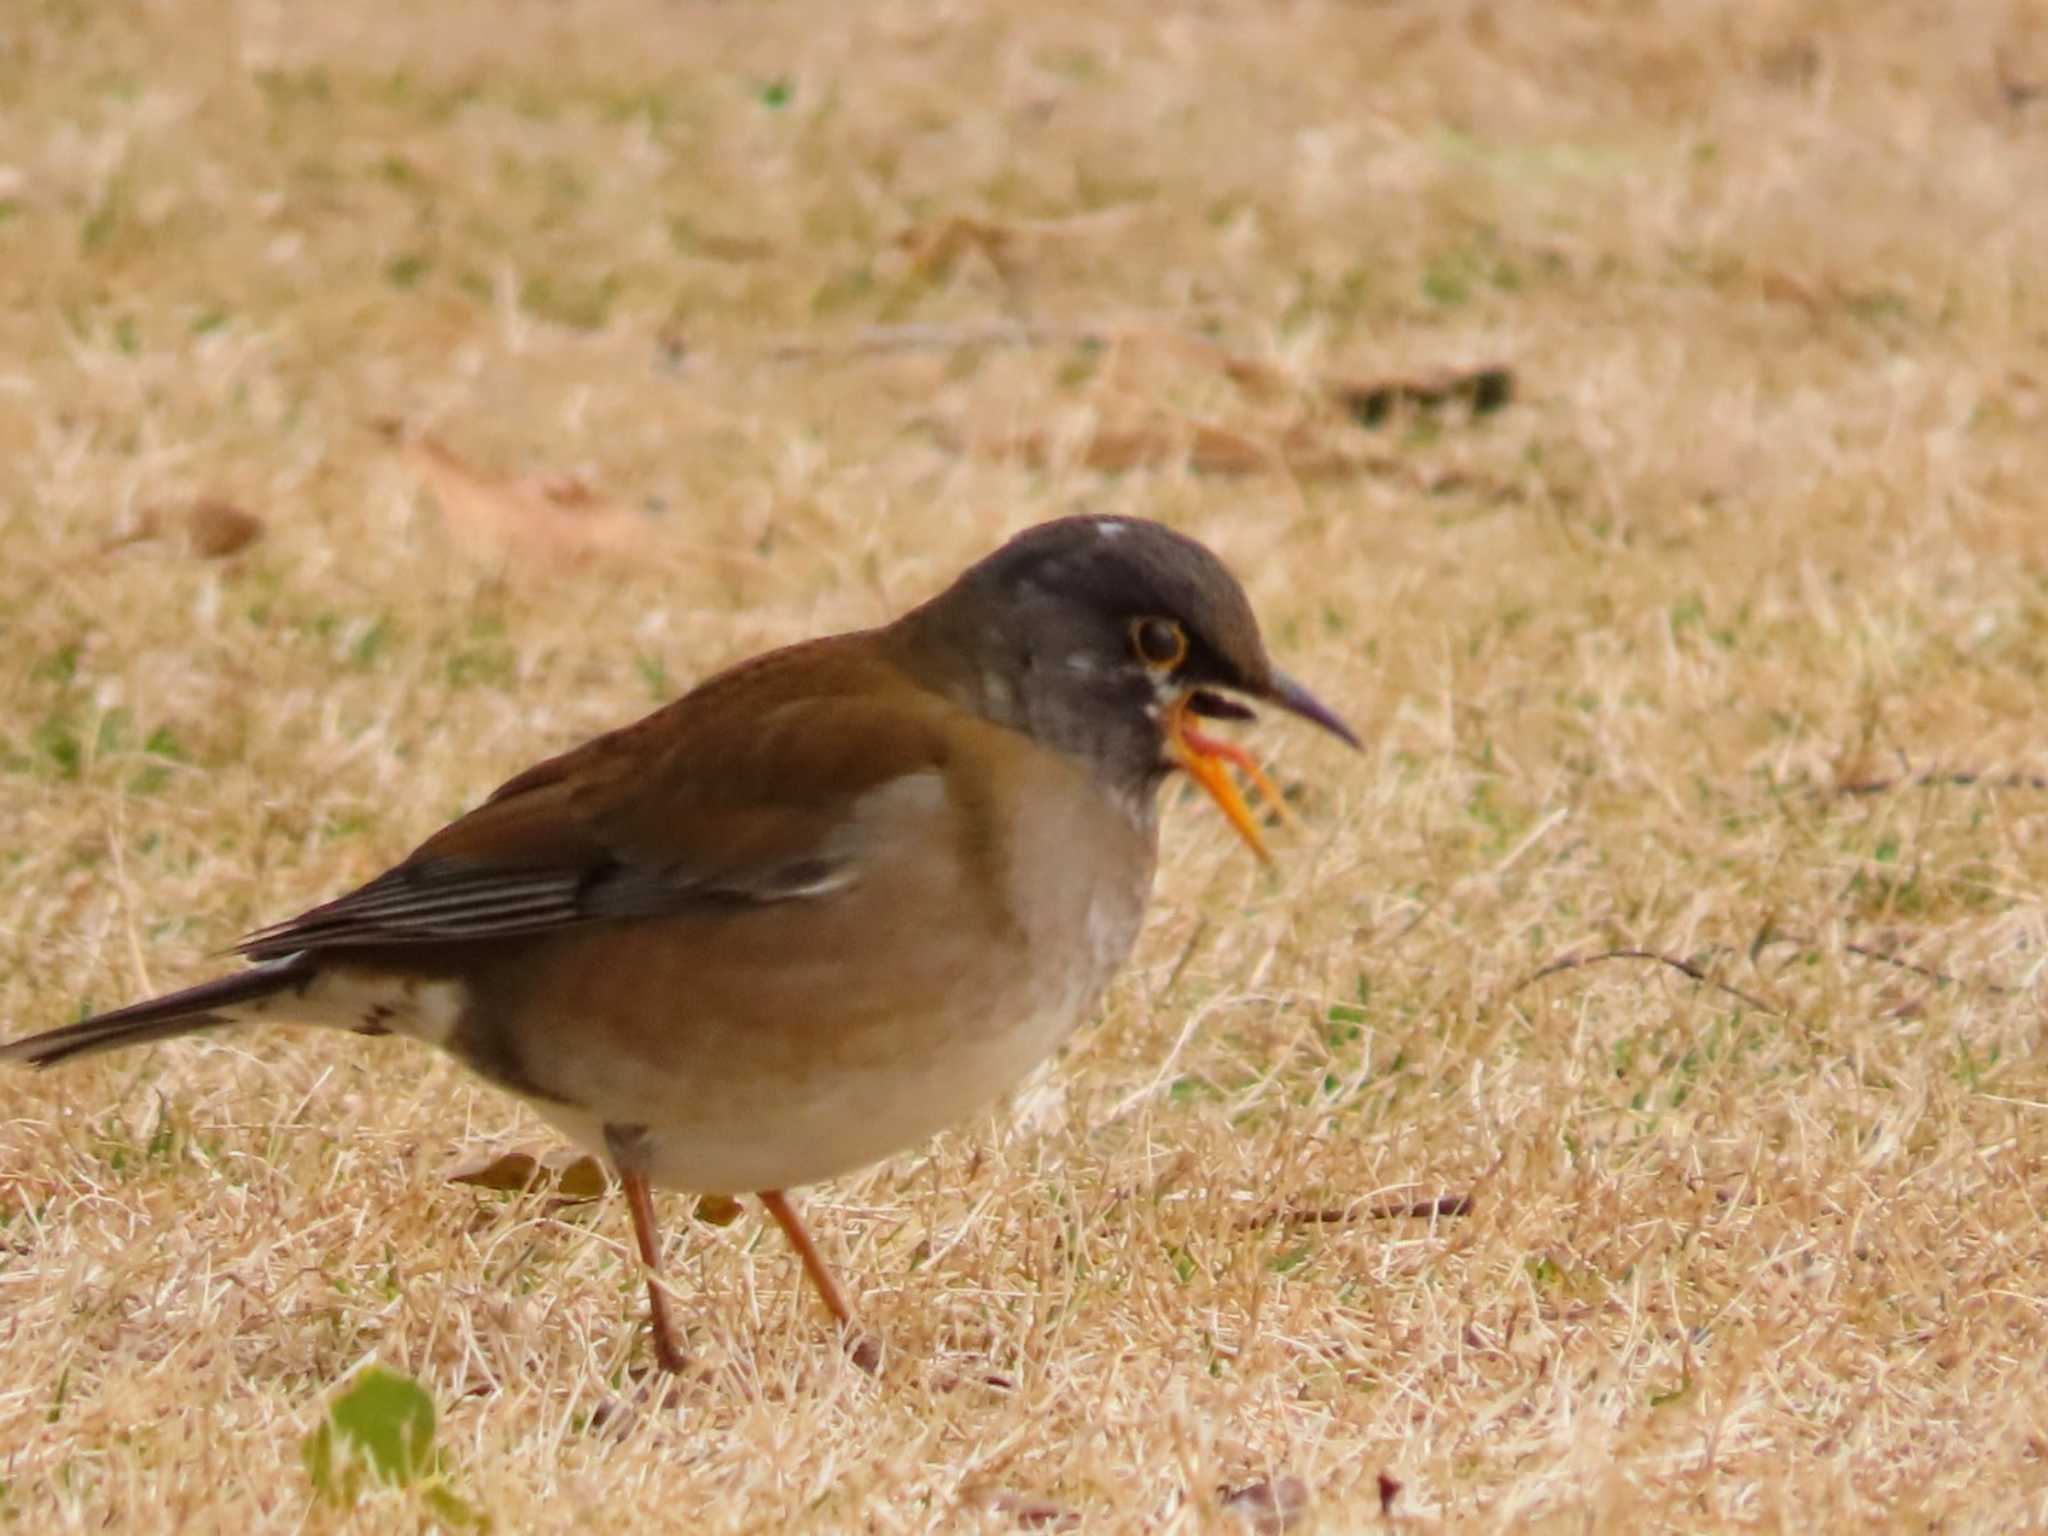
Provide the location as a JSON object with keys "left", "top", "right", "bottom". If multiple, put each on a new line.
{"left": 1166, "top": 693, "right": 1290, "bottom": 863}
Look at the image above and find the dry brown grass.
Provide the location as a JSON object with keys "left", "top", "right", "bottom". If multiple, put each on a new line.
{"left": 6, "top": 0, "right": 2048, "bottom": 1529}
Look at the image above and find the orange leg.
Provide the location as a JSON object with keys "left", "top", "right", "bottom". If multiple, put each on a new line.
{"left": 619, "top": 1169, "right": 688, "bottom": 1374}
{"left": 758, "top": 1189, "right": 855, "bottom": 1327}
{"left": 760, "top": 1189, "right": 879, "bottom": 1371}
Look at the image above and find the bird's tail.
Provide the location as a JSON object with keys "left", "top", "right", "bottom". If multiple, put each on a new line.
{"left": 0, "top": 953, "right": 317, "bottom": 1069}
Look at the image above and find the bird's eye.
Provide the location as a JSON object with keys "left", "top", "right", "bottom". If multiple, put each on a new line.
{"left": 1129, "top": 616, "right": 1188, "bottom": 670}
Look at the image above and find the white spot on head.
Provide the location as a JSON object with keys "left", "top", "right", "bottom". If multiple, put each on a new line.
{"left": 1066, "top": 652, "right": 1098, "bottom": 676}
{"left": 1096, "top": 519, "right": 1128, "bottom": 539}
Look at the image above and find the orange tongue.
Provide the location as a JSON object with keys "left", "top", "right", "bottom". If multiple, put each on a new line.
{"left": 1169, "top": 699, "right": 1292, "bottom": 862}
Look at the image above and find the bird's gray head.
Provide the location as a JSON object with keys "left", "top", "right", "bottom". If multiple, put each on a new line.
{"left": 892, "top": 515, "right": 1357, "bottom": 854}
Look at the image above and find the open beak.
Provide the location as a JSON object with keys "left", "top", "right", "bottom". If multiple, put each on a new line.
{"left": 1168, "top": 671, "right": 1359, "bottom": 863}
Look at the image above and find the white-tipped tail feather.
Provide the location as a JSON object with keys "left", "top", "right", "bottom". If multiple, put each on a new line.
{"left": 0, "top": 955, "right": 467, "bottom": 1069}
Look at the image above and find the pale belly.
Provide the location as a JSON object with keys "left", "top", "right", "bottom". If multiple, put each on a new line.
{"left": 246, "top": 934, "right": 1131, "bottom": 1194}
{"left": 524, "top": 989, "right": 1091, "bottom": 1194}
{"left": 505, "top": 821, "right": 1151, "bottom": 1194}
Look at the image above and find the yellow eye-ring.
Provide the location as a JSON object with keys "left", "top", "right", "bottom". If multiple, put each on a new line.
{"left": 1130, "top": 616, "right": 1187, "bottom": 670}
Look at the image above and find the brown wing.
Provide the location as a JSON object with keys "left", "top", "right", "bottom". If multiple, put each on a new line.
{"left": 238, "top": 638, "right": 956, "bottom": 957}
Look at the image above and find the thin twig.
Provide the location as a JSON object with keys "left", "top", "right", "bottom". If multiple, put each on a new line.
{"left": 1759, "top": 933, "right": 2022, "bottom": 997}
{"left": 753, "top": 321, "right": 1514, "bottom": 424}
{"left": 1836, "top": 768, "right": 2048, "bottom": 796}
{"left": 1238, "top": 1194, "right": 1473, "bottom": 1230}
{"left": 1155, "top": 918, "right": 1211, "bottom": 1010}
{"left": 1510, "top": 948, "right": 1784, "bottom": 1015}
{"left": 1844, "top": 941, "right": 2019, "bottom": 994}
{"left": 757, "top": 320, "right": 1078, "bottom": 360}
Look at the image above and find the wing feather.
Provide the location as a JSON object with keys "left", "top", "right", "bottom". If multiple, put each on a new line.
{"left": 237, "top": 649, "right": 955, "bottom": 960}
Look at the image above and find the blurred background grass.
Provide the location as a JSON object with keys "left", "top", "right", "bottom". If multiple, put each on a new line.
{"left": 4, "top": 2, "right": 2048, "bottom": 1530}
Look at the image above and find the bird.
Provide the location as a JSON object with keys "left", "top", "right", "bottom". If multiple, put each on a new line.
{"left": 1, "top": 514, "right": 1356, "bottom": 1373}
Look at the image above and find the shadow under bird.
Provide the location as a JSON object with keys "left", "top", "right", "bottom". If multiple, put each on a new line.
{"left": 2, "top": 514, "right": 1357, "bottom": 1372}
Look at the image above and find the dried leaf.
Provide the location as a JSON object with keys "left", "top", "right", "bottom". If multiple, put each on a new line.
{"left": 693, "top": 1194, "right": 744, "bottom": 1226}
{"left": 1325, "top": 363, "right": 1513, "bottom": 426}
{"left": 443, "top": 1153, "right": 758, "bottom": 1225}
{"left": 441, "top": 1147, "right": 610, "bottom": 1200}
{"left": 893, "top": 216, "right": 1019, "bottom": 282}
{"left": 182, "top": 499, "right": 265, "bottom": 556}
{"left": 846, "top": 1333, "right": 884, "bottom": 1374}
{"left": 1219, "top": 1475, "right": 1310, "bottom": 1533}
{"left": 1759, "top": 270, "right": 1825, "bottom": 313}
{"left": 403, "top": 437, "right": 647, "bottom": 565}
{"left": 887, "top": 210, "right": 1130, "bottom": 288}
{"left": 102, "top": 498, "right": 265, "bottom": 559}
{"left": 980, "top": 1490, "right": 1082, "bottom": 1529}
